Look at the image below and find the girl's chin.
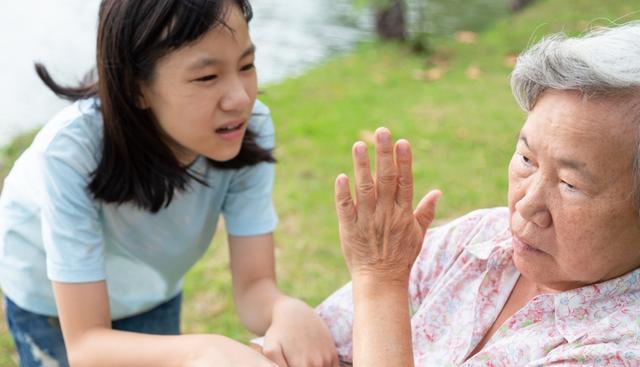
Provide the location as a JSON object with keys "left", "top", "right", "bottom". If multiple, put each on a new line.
{"left": 202, "top": 145, "right": 243, "bottom": 162}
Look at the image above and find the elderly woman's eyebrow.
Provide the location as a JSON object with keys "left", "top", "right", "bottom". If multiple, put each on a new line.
{"left": 557, "top": 157, "right": 596, "bottom": 182}
{"left": 517, "top": 134, "right": 534, "bottom": 151}
{"left": 518, "top": 134, "right": 596, "bottom": 183}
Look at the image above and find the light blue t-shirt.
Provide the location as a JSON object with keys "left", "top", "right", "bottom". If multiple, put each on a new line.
{"left": 0, "top": 98, "right": 278, "bottom": 319}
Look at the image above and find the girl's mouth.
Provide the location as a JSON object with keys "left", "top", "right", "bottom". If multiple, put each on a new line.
{"left": 215, "top": 121, "right": 244, "bottom": 133}
{"left": 215, "top": 121, "right": 246, "bottom": 141}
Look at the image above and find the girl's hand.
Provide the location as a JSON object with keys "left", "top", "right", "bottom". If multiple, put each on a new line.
{"left": 262, "top": 297, "right": 339, "bottom": 367}
{"left": 185, "top": 335, "right": 278, "bottom": 367}
{"left": 334, "top": 128, "right": 441, "bottom": 285}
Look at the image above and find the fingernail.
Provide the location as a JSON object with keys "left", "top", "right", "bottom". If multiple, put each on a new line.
{"left": 356, "top": 142, "right": 366, "bottom": 156}
{"left": 397, "top": 141, "right": 409, "bottom": 154}
{"left": 337, "top": 174, "right": 348, "bottom": 187}
{"left": 377, "top": 128, "right": 390, "bottom": 144}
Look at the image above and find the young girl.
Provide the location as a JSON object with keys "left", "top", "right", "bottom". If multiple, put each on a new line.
{"left": 0, "top": 1, "right": 338, "bottom": 366}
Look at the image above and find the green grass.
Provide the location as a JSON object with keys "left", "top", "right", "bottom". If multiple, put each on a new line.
{"left": 2, "top": 0, "right": 640, "bottom": 365}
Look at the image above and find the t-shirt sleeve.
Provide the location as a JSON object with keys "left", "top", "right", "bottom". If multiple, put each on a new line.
{"left": 39, "top": 134, "right": 106, "bottom": 283}
{"left": 222, "top": 101, "right": 278, "bottom": 236}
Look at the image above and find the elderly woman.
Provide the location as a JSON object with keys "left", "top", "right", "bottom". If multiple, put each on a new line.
{"left": 319, "top": 23, "right": 640, "bottom": 366}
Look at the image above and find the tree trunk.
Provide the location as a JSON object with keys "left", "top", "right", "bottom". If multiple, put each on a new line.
{"left": 375, "top": 0, "right": 407, "bottom": 41}
{"left": 508, "top": 0, "right": 534, "bottom": 12}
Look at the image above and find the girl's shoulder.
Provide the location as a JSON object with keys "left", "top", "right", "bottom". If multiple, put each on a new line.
{"left": 249, "top": 99, "right": 275, "bottom": 150}
{"left": 29, "top": 98, "right": 104, "bottom": 173}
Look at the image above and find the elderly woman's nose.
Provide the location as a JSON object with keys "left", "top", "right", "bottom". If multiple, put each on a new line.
{"left": 515, "top": 179, "right": 552, "bottom": 228}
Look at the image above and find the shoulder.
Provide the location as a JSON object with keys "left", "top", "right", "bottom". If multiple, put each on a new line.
{"left": 31, "top": 98, "right": 103, "bottom": 174}
{"left": 248, "top": 99, "right": 275, "bottom": 149}
{"left": 430, "top": 207, "right": 509, "bottom": 245}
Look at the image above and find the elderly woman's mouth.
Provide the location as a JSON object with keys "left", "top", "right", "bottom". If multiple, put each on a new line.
{"left": 512, "top": 235, "right": 545, "bottom": 254}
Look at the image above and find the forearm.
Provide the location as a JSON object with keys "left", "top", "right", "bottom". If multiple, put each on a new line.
{"left": 234, "top": 277, "right": 288, "bottom": 335}
{"left": 352, "top": 277, "right": 414, "bottom": 367}
{"left": 68, "top": 329, "right": 225, "bottom": 367}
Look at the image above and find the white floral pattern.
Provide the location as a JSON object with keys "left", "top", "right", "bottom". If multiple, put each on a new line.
{"left": 317, "top": 208, "right": 640, "bottom": 366}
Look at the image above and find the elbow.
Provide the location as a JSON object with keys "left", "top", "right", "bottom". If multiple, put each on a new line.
{"left": 65, "top": 333, "right": 101, "bottom": 367}
{"left": 67, "top": 343, "right": 92, "bottom": 367}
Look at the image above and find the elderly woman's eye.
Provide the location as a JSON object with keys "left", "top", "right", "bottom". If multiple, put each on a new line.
{"left": 561, "top": 180, "right": 577, "bottom": 191}
{"left": 519, "top": 153, "right": 532, "bottom": 166}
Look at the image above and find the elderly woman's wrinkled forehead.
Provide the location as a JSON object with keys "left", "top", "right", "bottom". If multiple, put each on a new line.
{"left": 583, "top": 90, "right": 640, "bottom": 129}
{"left": 534, "top": 89, "right": 640, "bottom": 130}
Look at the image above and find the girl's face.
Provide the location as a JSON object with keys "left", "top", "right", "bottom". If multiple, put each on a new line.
{"left": 140, "top": 5, "right": 257, "bottom": 165}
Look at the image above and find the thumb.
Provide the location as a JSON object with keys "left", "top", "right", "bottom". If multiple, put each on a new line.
{"left": 262, "top": 341, "right": 290, "bottom": 367}
{"left": 414, "top": 190, "right": 441, "bottom": 234}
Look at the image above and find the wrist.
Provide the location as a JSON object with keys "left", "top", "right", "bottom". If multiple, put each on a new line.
{"left": 271, "top": 295, "right": 307, "bottom": 318}
{"left": 352, "top": 271, "right": 410, "bottom": 291}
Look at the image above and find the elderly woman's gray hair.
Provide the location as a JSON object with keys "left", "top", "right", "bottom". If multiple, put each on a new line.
{"left": 511, "top": 22, "right": 640, "bottom": 212}
{"left": 511, "top": 22, "right": 640, "bottom": 109}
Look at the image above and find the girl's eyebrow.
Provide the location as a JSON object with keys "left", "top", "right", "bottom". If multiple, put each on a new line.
{"left": 187, "top": 44, "right": 256, "bottom": 71}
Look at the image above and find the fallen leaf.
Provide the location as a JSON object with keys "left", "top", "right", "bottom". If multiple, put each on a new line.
{"left": 372, "top": 73, "right": 386, "bottom": 85}
{"left": 504, "top": 53, "right": 518, "bottom": 67}
{"left": 466, "top": 65, "right": 482, "bottom": 80}
{"left": 426, "top": 67, "right": 445, "bottom": 81}
{"left": 427, "top": 48, "right": 454, "bottom": 68}
{"left": 413, "top": 69, "right": 426, "bottom": 80}
{"left": 455, "top": 31, "right": 477, "bottom": 44}
{"left": 413, "top": 67, "right": 445, "bottom": 82}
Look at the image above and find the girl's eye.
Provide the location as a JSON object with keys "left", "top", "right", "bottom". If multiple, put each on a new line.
{"left": 196, "top": 75, "right": 218, "bottom": 82}
{"left": 241, "top": 63, "right": 255, "bottom": 71}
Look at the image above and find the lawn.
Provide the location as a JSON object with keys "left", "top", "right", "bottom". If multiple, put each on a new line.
{"left": 1, "top": 0, "right": 640, "bottom": 365}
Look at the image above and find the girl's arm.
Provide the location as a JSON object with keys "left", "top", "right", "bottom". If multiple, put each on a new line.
{"left": 228, "top": 233, "right": 339, "bottom": 367}
{"left": 227, "top": 233, "right": 281, "bottom": 333}
{"left": 52, "top": 281, "right": 276, "bottom": 367}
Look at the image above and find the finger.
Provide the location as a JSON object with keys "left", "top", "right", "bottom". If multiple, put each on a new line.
{"left": 250, "top": 343, "right": 264, "bottom": 353}
{"left": 352, "top": 141, "right": 375, "bottom": 214}
{"left": 374, "top": 127, "right": 397, "bottom": 206}
{"left": 414, "top": 190, "right": 442, "bottom": 234}
{"left": 395, "top": 139, "right": 413, "bottom": 210}
{"left": 262, "top": 342, "right": 290, "bottom": 367}
{"left": 335, "top": 174, "right": 356, "bottom": 225}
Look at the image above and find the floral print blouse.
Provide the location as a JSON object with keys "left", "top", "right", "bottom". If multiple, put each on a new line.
{"left": 316, "top": 207, "right": 640, "bottom": 366}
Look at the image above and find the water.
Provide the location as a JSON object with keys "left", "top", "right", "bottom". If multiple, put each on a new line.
{"left": 408, "top": 0, "right": 508, "bottom": 37}
{"left": 0, "top": 0, "right": 370, "bottom": 146}
{"left": 0, "top": 0, "right": 507, "bottom": 146}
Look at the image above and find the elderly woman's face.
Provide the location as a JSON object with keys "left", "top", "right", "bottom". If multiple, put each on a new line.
{"left": 508, "top": 90, "right": 640, "bottom": 291}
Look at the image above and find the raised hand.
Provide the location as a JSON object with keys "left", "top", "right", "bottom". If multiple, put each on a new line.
{"left": 334, "top": 127, "right": 441, "bottom": 285}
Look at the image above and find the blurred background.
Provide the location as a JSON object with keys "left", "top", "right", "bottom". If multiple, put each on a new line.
{"left": 1, "top": 0, "right": 639, "bottom": 365}
{"left": 0, "top": 0, "right": 510, "bottom": 146}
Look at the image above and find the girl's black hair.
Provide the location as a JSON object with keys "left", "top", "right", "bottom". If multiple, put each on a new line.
{"left": 34, "top": 0, "right": 274, "bottom": 213}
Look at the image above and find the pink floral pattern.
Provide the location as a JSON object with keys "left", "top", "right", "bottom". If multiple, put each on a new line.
{"left": 317, "top": 208, "right": 640, "bottom": 366}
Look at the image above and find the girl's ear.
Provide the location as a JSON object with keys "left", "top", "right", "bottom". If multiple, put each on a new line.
{"left": 137, "top": 85, "right": 151, "bottom": 109}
